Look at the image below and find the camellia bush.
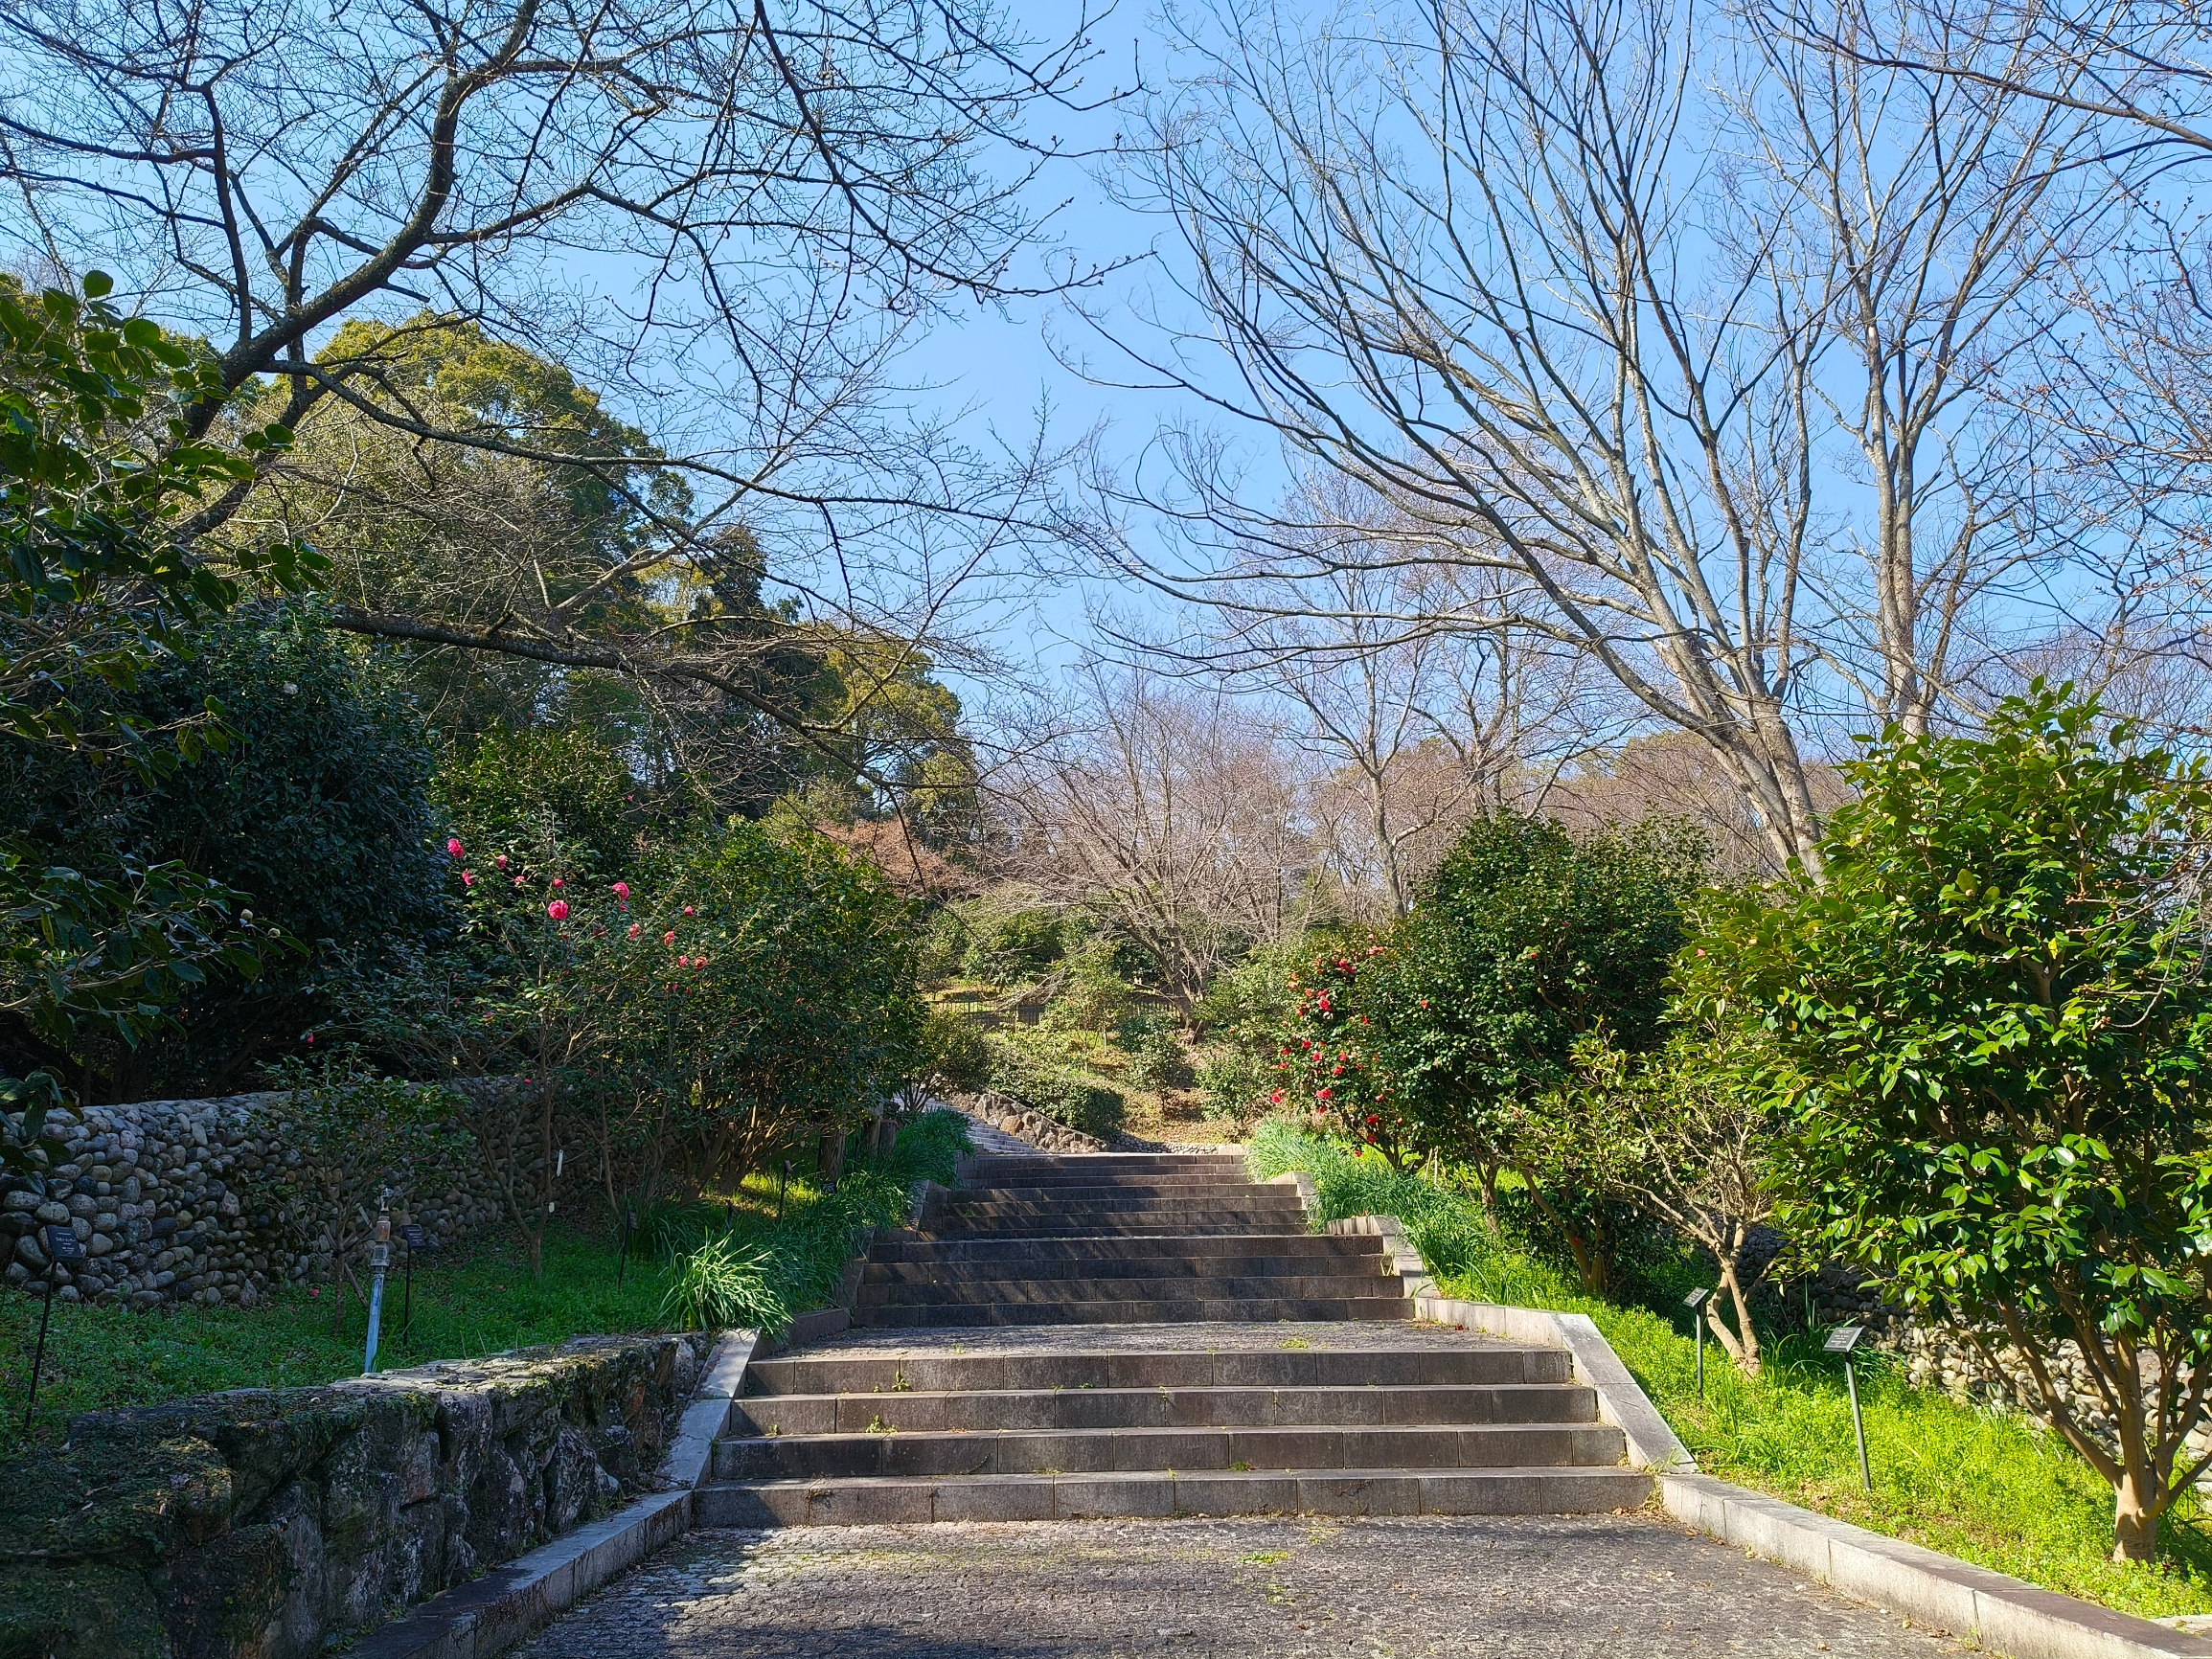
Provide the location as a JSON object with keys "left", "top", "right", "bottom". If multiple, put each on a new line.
{"left": 414, "top": 813, "right": 924, "bottom": 1271}
{"left": 1715, "top": 685, "right": 2212, "bottom": 1562}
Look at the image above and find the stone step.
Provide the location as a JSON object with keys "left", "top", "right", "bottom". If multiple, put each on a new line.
{"left": 942, "top": 1196, "right": 1306, "bottom": 1217}
{"left": 731, "top": 1381, "right": 1600, "bottom": 1437}
{"left": 695, "top": 1466, "right": 1653, "bottom": 1527}
{"left": 862, "top": 1251, "right": 1382, "bottom": 1284}
{"left": 868, "top": 1232, "right": 1380, "bottom": 1265}
{"left": 713, "top": 1420, "right": 1626, "bottom": 1481}
{"left": 855, "top": 1274, "right": 1398, "bottom": 1307}
{"left": 745, "top": 1345, "right": 1571, "bottom": 1396}
{"left": 923, "top": 1218, "right": 1316, "bottom": 1239}
{"left": 852, "top": 1296, "right": 1416, "bottom": 1329}
{"left": 957, "top": 1162, "right": 1250, "bottom": 1186}
{"left": 958, "top": 1181, "right": 1287, "bottom": 1200}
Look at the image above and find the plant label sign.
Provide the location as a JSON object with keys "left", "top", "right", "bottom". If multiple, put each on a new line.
{"left": 41, "top": 1224, "right": 85, "bottom": 1263}
{"left": 400, "top": 1224, "right": 429, "bottom": 1250}
{"left": 1824, "top": 1326, "right": 1864, "bottom": 1354}
{"left": 1683, "top": 1287, "right": 1711, "bottom": 1309}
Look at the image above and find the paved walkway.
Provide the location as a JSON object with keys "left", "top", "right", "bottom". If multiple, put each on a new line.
{"left": 513, "top": 1513, "right": 1966, "bottom": 1657}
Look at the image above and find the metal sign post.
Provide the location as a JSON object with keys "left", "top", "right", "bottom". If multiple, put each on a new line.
{"left": 22, "top": 1224, "right": 85, "bottom": 1431}
{"left": 617, "top": 1206, "right": 636, "bottom": 1285}
{"left": 1684, "top": 1287, "right": 1712, "bottom": 1398}
{"left": 777, "top": 1161, "right": 792, "bottom": 1222}
{"left": 363, "top": 1194, "right": 392, "bottom": 1375}
{"left": 1826, "top": 1325, "right": 1872, "bottom": 1492}
{"left": 399, "top": 1222, "right": 428, "bottom": 1334}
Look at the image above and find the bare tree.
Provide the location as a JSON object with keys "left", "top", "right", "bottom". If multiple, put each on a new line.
{"left": 1002, "top": 662, "right": 1315, "bottom": 1010}
{"left": 1075, "top": 0, "right": 2125, "bottom": 873}
{"left": 0, "top": 0, "right": 1108, "bottom": 785}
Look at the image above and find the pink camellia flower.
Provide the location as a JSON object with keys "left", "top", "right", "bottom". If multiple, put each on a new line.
{"left": 547, "top": 899, "right": 569, "bottom": 920}
{"left": 612, "top": 881, "right": 630, "bottom": 899}
{"left": 447, "top": 837, "right": 464, "bottom": 857}
{"left": 461, "top": 870, "right": 475, "bottom": 887}
{"left": 663, "top": 930, "right": 675, "bottom": 944}
{"left": 305, "top": 1033, "right": 315, "bottom": 1045}
{"left": 513, "top": 875, "right": 525, "bottom": 887}
{"left": 677, "top": 955, "right": 691, "bottom": 968}
{"left": 551, "top": 877, "right": 563, "bottom": 889}
{"left": 682, "top": 905, "right": 696, "bottom": 916}
{"left": 627, "top": 923, "right": 641, "bottom": 940}
{"left": 495, "top": 853, "right": 508, "bottom": 869}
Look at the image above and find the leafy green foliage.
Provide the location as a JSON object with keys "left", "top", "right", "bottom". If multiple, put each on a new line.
{"left": 986, "top": 1034, "right": 1126, "bottom": 1137}
{"left": 954, "top": 905, "right": 1066, "bottom": 985}
{"left": 1114, "top": 1011, "right": 1185, "bottom": 1087}
{"left": 436, "top": 723, "right": 637, "bottom": 874}
{"left": 913, "top": 1005, "right": 992, "bottom": 1095}
{"left": 1710, "top": 684, "right": 2212, "bottom": 1557}
{"left": 6, "top": 607, "right": 444, "bottom": 1094}
{"left": 659, "top": 1237, "right": 788, "bottom": 1333}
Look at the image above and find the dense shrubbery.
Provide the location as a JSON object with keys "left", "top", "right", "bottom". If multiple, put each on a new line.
{"left": 984, "top": 1034, "right": 1126, "bottom": 1137}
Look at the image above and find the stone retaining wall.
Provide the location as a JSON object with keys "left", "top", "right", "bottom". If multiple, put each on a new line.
{"left": 955, "top": 1088, "right": 1108, "bottom": 1153}
{"left": 0, "top": 1083, "right": 532, "bottom": 1310}
{"left": 0, "top": 1330, "right": 712, "bottom": 1659}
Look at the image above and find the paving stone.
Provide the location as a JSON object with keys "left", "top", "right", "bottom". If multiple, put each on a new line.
{"left": 508, "top": 1515, "right": 1970, "bottom": 1657}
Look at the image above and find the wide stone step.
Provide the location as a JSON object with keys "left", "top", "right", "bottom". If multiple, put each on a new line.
{"left": 695, "top": 1466, "right": 1653, "bottom": 1527}
{"left": 868, "top": 1232, "right": 1380, "bottom": 1265}
{"left": 852, "top": 1296, "right": 1416, "bottom": 1329}
{"left": 746, "top": 1345, "right": 1570, "bottom": 1396}
{"left": 731, "top": 1381, "right": 1600, "bottom": 1437}
{"left": 856, "top": 1273, "right": 1398, "bottom": 1307}
{"left": 959, "top": 1181, "right": 1288, "bottom": 1202}
{"left": 862, "top": 1251, "right": 1383, "bottom": 1284}
{"left": 959, "top": 1163, "right": 1250, "bottom": 1185}
{"left": 942, "top": 1198, "right": 1307, "bottom": 1219}
{"left": 713, "top": 1420, "right": 1625, "bottom": 1481}
{"left": 924, "top": 1218, "right": 1317, "bottom": 1239}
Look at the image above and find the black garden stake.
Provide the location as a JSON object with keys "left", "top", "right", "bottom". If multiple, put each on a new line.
{"left": 1826, "top": 1326, "right": 1873, "bottom": 1492}
{"left": 1684, "top": 1286, "right": 1713, "bottom": 1398}
{"left": 23, "top": 1223, "right": 86, "bottom": 1431}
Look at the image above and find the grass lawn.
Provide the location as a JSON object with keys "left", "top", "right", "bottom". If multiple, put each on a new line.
{"left": 0, "top": 1108, "right": 970, "bottom": 1457}
{"left": 1248, "top": 1120, "right": 2212, "bottom": 1621}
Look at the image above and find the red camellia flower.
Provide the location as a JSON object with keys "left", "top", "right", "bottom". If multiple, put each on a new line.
{"left": 551, "top": 877, "right": 564, "bottom": 889}
{"left": 663, "top": 930, "right": 675, "bottom": 944}
{"left": 628, "top": 923, "right": 641, "bottom": 940}
{"left": 495, "top": 853, "right": 508, "bottom": 869}
{"left": 446, "top": 837, "right": 464, "bottom": 857}
{"left": 1269, "top": 1090, "right": 1285, "bottom": 1104}
{"left": 682, "top": 905, "right": 696, "bottom": 916}
{"left": 461, "top": 870, "right": 475, "bottom": 887}
{"left": 677, "top": 955, "right": 691, "bottom": 968}
{"left": 1316, "top": 1086, "right": 1332, "bottom": 1099}
{"left": 513, "top": 875, "right": 525, "bottom": 887}
{"left": 612, "top": 881, "right": 630, "bottom": 899}
{"left": 547, "top": 899, "right": 569, "bottom": 920}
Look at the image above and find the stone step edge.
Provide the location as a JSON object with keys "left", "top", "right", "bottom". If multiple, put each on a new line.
{"left": 345, "top": 1327, "right": 761, "bottom": 1659}
{"left": 696, "top": 1464, "right": 1653, "bottom": 1526}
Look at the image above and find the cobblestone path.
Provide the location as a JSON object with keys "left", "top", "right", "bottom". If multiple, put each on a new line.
{"left": 512, "top": 1513, "right": 1966, "bottom": 1657}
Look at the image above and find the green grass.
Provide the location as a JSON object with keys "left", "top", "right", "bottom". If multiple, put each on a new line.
{"left": 0, "top": 1108, "right": 970, "bottom": 1456}
{"left": 1246, "top": 1119, "right": 2212, "bottom": 1621}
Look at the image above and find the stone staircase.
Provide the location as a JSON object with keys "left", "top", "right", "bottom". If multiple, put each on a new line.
{"left": 855, "top": 1152, "right": 1410, "bottom": 1327}
{"left": 694, "top": 1151, "right": 1652, "bottom": 1525}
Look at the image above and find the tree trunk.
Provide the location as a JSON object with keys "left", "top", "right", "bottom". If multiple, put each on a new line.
{"left": 1709, "top": 1254, "right": 1763, "bottom": 1377}
{"left": 2112, "top": 1477, "right": 2160, "bottom": 1562}
{"left": 818, "top": 1124, "right": 847, "bottom": 1191}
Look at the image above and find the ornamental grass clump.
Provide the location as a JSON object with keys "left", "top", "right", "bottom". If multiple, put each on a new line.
{"left": 659, "top": 1236, "right": 789, "bottom": 1335}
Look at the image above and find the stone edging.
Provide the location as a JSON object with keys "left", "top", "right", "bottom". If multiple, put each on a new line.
{"left": 1413, "top": 1293, "right": 1695, "bottom": 1473}
{"left": 348, "top": 1328, "right": 761, "bottom": 1659}
{"left": 1661, "top": 1472, "right": 2212, "bottom": 1659}
{"left": 1417, "top": 1288, "right": 2212, "bottom": 1659}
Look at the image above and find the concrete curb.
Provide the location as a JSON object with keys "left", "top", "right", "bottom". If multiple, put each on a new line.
{"left": 1413, "top": 1293, "right": 1695, "bottom": 1473}
{"left": 1661, "top": 1471, "right": 2212, "bottom": 1659}
{"left": 349, "top": 1327, "right": 760, "bottom": 1659}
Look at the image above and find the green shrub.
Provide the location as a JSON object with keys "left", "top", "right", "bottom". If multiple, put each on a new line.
{"left": 658, "top": 1236, "right": 790, "bottom": 1334}
{"left": 1114, "top": 1011, "right": 1186, "bottom": 1087}
{"left": 989, "top": 1038, "right": 1125, "bottom": 1137}
{"left": 1198, "top": 1048, "right": 1270, "bottom": 1120}
{"left": 915, "top": 1004, "right": 992, "bottom": 1095}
